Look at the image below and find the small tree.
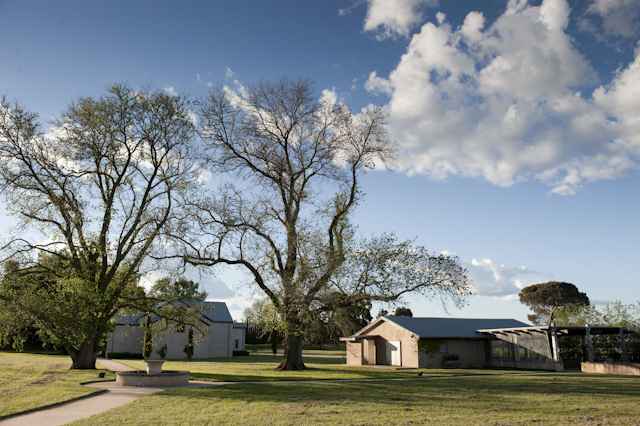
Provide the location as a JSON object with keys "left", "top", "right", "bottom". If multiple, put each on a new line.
{"left": 184, "top": 327, "right": 195, "bottom": 360}
{"left": 157, "top": 343, "right": 168, "bottom": 360}
{"left": 394, "top": 307, "right": 413, "bottom": 317}
{"left": 519, "top": 281, "right": 590, "bottom": 326}
{"left": 150, "top": 277, "right": 207, "bottom": 302}
{"left": 377, "top": 309, "right": 389, "bottom": 318}
{"left": 143, "top": 316, "right": 153, "bottom": 360}
{"left": 245, "top": 298, "right": 285, "bottom": 354}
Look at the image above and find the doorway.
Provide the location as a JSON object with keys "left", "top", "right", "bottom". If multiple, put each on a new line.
{"left": 385, "top": 340, "right": 401, "bottom": 366}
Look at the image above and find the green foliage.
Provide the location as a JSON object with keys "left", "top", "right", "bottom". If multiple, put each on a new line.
{"left": 143, "top": 317, "right": 153, "bottom": 360}
{"left": 419, "top": 339, "right": 441, "bottom": 354}
{"left": 245, "top": 298, "right": 286, "bottom": 338}
{"left": 304, "top": 292, "right": 374, "bottom": 345}
{"left": 149, "top": 277, "right": 207, "bottom": 302}
{"left": 184, "top": 328, "right": 195, "bottom": 360}
{"left": 518, "top": 281, "right": 590, "bottom": 325}
{"left": 0, "top": 253, "right": 144, "bottom": 357}
{"left": 554, "top": 300, "right": 640, "bottom": 329}
{"left": 157, "top": 344, "right": 168, "bottom": 360}
{"left": 394, "top": 307, "right": 413, "bottom": 317}
{"left": 0, "top": 85, "right": 195, "bottom": 368}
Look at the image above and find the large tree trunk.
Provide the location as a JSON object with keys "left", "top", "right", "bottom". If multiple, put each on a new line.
{"left": 70, "top": 339, "right": 97, "bottom": 369}
{"left": 277, "top": 333, "right": 305, "bottom": 370}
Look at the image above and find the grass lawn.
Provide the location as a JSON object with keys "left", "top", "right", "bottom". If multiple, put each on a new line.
{"left": 246, "top": 344, "right": 345, "bottom": 358}
{"left": 119, "top": 353, "right": 434, "bottom": 382}
{"left": 72, "top": 370, "right": 640, "bottom": 425}
{"left": 0, "top": 352, "right": 113, "bottom": 418}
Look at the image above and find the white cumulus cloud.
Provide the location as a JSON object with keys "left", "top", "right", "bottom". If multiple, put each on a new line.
{"left": 163, "top": 86, "right": 178, "bottom": 97}
{"left": 467, "top": 258, "right": 546, "bottom": 298}
{"left": 366, "top": 0, "right": 640, "bottom": 195}
{"left": 585, "top": 0, "right": 640, "bottom": 39}
{"left": 363, "top": 0, "right": 438, "bottom": 39}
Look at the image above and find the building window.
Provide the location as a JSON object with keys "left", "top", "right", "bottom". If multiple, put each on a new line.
{"left": 234, "top": 339, "right": 239, "bottom": 349}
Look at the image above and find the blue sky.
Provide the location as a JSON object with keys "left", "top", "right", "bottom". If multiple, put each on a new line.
{"left": 1, "top": 0, "right": 639, "bottom": 320}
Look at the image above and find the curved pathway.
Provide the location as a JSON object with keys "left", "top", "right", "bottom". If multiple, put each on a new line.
{"left": 0, "top": 384, "right": 163, "bottom": 426}
{"left": 0, "top": 359, "right": 154, "bottom": 426}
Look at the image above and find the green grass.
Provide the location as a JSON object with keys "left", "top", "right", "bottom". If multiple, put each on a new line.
{"left": 246, "top": 344, "right": 345, "bottom": 357}
{"left": 119, "top": 353, "right": 430, "bottom": 382}
{"left": 0, "top": 352, "right": 113, "bottom": 418}
{"left": 5, "top": 351, "right": 640, "bottom": 425}
{"left": 72, "top": 370, "right": 640, "bottom": 425}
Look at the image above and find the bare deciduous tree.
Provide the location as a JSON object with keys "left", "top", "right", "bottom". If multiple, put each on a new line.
{"left": 168, "top": 80, "right": 471, "bottom": 370}
{"left": 0, "top": 85, "right": 195, "bottom": 368}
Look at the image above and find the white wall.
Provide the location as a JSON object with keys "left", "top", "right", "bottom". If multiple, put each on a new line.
{"left": 107, "top": 321, "right": 247, "bottom": 359}
{"left": 231, "top": 327, "right": 246, "bottom": 351}
{"left": 107, "top": 326, "right": 144, "bottom": 355}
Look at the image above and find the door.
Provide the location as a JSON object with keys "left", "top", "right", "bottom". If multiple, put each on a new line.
{"left": 386, "top": 340, "right": 401, "bottom": 366}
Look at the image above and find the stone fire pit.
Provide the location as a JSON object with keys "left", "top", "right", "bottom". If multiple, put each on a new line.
{"left": 116, "top": 370, "right": 190, "bottom": 387}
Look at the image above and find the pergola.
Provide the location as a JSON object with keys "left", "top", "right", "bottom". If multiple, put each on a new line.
{"left": 477, "top": 325, "right": 636, "bottom": 363}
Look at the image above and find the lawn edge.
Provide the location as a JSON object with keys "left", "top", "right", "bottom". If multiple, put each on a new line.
{"left": 0, "top": 384, "right": 110, "bottom": 421}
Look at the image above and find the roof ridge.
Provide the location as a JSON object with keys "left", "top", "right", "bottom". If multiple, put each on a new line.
{"left": 387, "top": 316, "right": 523, "bottom": 321}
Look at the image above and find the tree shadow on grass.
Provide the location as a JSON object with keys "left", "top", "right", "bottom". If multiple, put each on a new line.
{"left": 182, "top": 354, "right": 345, "bottom": 365}
{"left": 158, "top": 375, "right": 640, "bottom": 408}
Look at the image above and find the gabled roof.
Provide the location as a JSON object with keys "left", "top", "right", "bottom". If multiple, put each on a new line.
{"left": 198, "top": 301, "right": 233, "bottom": 323}
{"left": 345, "top": 316, "right": 530, "bottom": 340}
{"left": 385, "top": 316, "right": 530, "bottom": 338}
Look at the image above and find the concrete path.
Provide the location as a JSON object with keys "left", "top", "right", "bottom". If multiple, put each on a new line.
{"left": 0, "top": 384, "right": 162, "bottom": 426}
{"left": 0, "top": 360, "right": 144, "bottom": 426}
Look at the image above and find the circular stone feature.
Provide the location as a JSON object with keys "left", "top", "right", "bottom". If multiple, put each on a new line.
{"left": 116, "top": 370, "right": 190, "bottom": 387}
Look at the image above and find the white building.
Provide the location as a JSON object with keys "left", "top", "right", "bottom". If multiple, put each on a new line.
{"left": 106, "top": 301, "right": 246, "bottom": 359}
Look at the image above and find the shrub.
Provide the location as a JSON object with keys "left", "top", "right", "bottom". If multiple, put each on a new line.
{"left": 157, "top": 344, "right": 168, "bottom": 359}
{"left": 183, "top": 327, "right": 194, "bottom": 360}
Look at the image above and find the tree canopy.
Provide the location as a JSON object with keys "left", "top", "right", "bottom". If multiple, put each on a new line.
{"left": 518, "top": 281, "right": 590, "bottom": 326}
{"left": 166, "top": 80, "right": 471, "bottom": 369}
{"left": 554, "top": 300, "right": 640, "bottom": 330}
{"left": 0, "top": 85, "right": 195, "bottom": 368}
{"left": 394, "top": 307, "right": 413, "bottom": 317}
{"left": 0, "top": 80, "right": 472, "bottom": 371}
{"left": 149, "top": 277, "right": 207, "bottom": 302}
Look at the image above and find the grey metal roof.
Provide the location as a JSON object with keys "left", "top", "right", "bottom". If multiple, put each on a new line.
{"left": 199, "top": 301, "right": 233, "bottom": 323}
{"left": 383, "top": 316, "right": 530, "bottom": 338}
{"left": 114, "top": 314, "right": 143, "bottom": 326}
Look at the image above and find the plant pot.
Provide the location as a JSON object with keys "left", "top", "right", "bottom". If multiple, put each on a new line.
{"left": 145, "top": 359, "right": 165, "bottom": 375}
